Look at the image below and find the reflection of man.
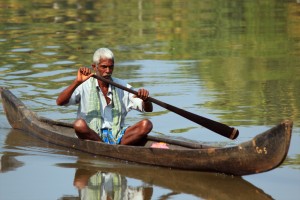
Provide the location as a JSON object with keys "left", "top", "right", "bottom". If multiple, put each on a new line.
{"left": 74, "top": 169, "right": 153, "bottom": 200}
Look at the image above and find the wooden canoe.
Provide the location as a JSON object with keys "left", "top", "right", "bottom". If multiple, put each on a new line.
{"left": 0, "top": 87, "right": 293, "bottom": 176}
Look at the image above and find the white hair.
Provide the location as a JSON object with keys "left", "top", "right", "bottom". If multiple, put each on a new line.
{"left": 92, "top": 48, "right": 114, "bottom": 64}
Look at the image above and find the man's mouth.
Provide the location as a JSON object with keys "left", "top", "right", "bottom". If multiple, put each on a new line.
{"left": 103, "top": 75, "right": 111, "bottom": 79}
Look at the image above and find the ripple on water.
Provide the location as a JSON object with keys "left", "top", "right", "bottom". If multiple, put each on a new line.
{"left": 52, "top": 76, "right": 75, "bottom": 82}
{"left": 8, "top": 70, "right": 32, "bottom": 75}
{"left": 52, "top": 60, "right": 76, "bottom": 65}
{"left": 26, "top": 69, "right": 75, "bottom": 78}
{"left": 32, "top": 63, "right": 49, "bottom": 68}
{"left": 41, "top": 52, "right": 57, "bottom": 56}
{"left": 11, "top": 48, "right": 34, "bottom": 53}
{"left": 44, "top": 45, "right": 60, "bottom": 49}
{"left": 0, "top": 66, "right": 11, "bottom": 72}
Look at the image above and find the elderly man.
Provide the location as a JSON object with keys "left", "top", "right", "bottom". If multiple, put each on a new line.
{"left": 56, "top": 48, "right": 153, "bottom": 145}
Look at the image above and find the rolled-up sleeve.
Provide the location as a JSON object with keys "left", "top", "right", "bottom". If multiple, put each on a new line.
{"left": 128, "top": 92, "right": 144, "bottom": 112}
{"left": 64, "top": 87, "right": 81, "bottom": 106}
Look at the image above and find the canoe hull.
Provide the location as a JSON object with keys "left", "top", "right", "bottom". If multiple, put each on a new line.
{"left": 0, "top": 87, "right": 293, "bottom": 176}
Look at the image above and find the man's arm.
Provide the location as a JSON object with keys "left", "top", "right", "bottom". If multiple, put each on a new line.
{"left": 56, "top": 67, "right": 93, "bottom": 106}
{"left": 143, "top": 100, "right": 153, "bottom": 112}
{"left": 56, "top": 80, "right": 81, "bottom": 106}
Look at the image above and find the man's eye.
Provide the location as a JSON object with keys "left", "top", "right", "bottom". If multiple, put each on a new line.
{"left": 99, "top": 65, "right": 113, "bottom": 69}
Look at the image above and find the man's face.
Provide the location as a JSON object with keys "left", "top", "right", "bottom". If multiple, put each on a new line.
{"left": 96, "top": 58, "right": 114, "bottom": 79}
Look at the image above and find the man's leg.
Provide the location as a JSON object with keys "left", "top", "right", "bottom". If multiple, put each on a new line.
{"left": 120, "top": 119, "right": 153, "bottom": 145}
{"left": 73, "top": 119, "right": 102, "bottom": 141}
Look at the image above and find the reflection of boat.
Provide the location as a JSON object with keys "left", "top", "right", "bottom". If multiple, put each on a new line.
{"left": 59, "top": 162, "right": 273, "bottom": 200}
{"left": 0, "top": 129, "right": 25, "bottom": 173}
{"left": 0, "top": 87, "right": 293, "bottom": 176}
{"left": 0, "top": 154, "right": 24, "bottom": 173}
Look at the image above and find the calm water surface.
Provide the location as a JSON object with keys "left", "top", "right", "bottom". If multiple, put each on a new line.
{"left": 0, "top": 0, "right": 300, "bottom": 199}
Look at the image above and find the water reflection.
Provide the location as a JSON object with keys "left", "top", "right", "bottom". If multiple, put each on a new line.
{"left": 60, "top": 163, "right": 274, "bottom": 200}
{"left": 0, "top": 153, "right": 24, "bottom": 173}
{"left": 73, "top": 169, "right": 153, "bottom": 200}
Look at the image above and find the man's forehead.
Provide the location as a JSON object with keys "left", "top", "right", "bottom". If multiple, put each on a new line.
{"left": 99, "top": 58, "right": 114, "bottom": 64}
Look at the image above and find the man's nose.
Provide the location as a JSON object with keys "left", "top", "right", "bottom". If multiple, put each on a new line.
{"left": 106, "top": 67, "right": 112, "bottom": 73}
{"left": 105, "top": 67, "right": 111, "bottom": 72}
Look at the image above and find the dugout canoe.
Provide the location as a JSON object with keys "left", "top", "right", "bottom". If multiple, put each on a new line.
{"left": 0, "top": 87, "right": 293, "bottom": 176}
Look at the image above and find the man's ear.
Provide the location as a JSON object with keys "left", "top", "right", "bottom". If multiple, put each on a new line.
{"left": 91, "top": 63, "right": 96, "bottom": 70}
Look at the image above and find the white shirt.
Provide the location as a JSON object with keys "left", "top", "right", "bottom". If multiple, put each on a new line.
{"left": 66, "top": 77, "right": 144, "bottom": 129}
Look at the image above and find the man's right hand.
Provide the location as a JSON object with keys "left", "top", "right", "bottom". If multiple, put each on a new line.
{"left": 56, "top": 66, "right": 93, "bottom": 106}
{"left": 77, "top": 67, "right": 94, "bottom": 83}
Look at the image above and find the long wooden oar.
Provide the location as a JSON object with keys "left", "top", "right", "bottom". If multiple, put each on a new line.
{"left": 92, "top": 74, "right": 239, "bottom": 140}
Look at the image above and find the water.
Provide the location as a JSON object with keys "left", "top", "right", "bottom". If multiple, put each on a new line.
{"left": 0, "top": 0, "right": 300, "bottom": 199}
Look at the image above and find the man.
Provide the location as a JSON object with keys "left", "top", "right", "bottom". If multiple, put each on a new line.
{"left": 56, "top": 48, "right": 153, "bottom": 145}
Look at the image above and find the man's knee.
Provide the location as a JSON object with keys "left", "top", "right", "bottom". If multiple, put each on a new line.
{"left": 74, "top": 119, "right": 88, "bottom": 133}
{"left": 140, "top": 119, "right": 153, "bottom": 134}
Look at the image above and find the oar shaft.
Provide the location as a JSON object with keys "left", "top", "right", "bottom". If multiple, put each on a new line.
{"left": 92, "top": 74, "right": 239, "bottom": 140}
{"left": 148, "top": 97, "right": 239, "bottom": 139}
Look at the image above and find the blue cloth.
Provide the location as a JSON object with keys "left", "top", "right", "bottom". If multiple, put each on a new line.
{"left": 101, "top": 127, "right": 127, "bottom": 144}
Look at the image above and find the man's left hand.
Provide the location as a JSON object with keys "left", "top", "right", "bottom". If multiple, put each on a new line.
{"left": 136, "top": 88, "right": 149, "bottom": 101}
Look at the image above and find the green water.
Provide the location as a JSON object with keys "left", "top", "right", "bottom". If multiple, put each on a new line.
{"left": 0, "top": 0, "right": 299, "bottom": 199}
